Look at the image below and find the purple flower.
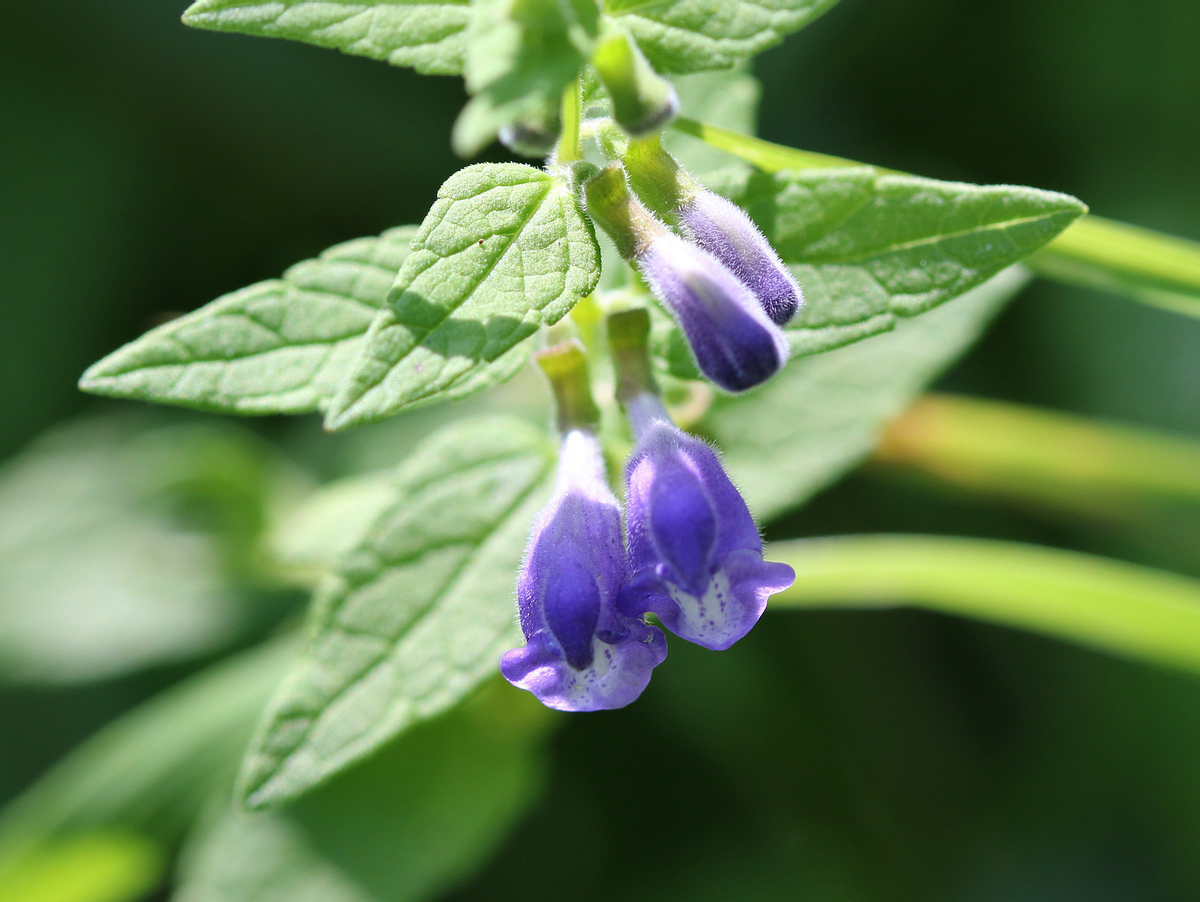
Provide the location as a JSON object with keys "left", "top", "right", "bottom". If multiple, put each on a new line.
{"left": 678, "top": 190, "right": 804, "bottom": 326}
{"left": 502, "top": 430, "right": 666, "bottom": 711}
{"left": 638, "top": 231, "right": 791, "bottom": 393}
{"left": 620, "top": 397, "right": 795, "bottom": 650}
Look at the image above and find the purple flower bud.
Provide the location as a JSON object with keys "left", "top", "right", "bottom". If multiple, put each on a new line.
{"left": 639, "top": 231, "right": 791, "bottom": 393}
{"left": 677, "top": 190, "right": 805, "bottom": 326}
{"left": 620, "top": 397, "right": 795, "bottom": 650}
{"left": 584, "top": 164, "right": 790, "bottom": 394}
{"left": 502, "top": 430, "right": 667, "bottom": 711}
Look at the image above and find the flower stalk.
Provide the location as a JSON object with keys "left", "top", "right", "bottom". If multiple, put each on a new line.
{"left": 590, "top": 24, "right": 678, "bottom": 137}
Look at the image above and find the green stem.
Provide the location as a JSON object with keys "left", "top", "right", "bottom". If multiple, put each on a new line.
{"left": 671, "top": 117, "right": 865, "bottom": 173}
{"left": 671, "top": 116, "right": 1200, "bottom": 317}
{"left": 535, "top": 341, "right": 600, "bottom": 432}
{"left": 1027, "top": 216, "right": 1200, "bottom": 317}
{"left": 556, "top": 76, "right": 582, "bottom": 164}
{"left": 872, "top": 393, "right": 1200, "bottom": 514}
{"left": 606, "top": 308, "right": 658, "bottom": 404}
{"left": 770, "top": 534, "right": 1200, "bottom": 677}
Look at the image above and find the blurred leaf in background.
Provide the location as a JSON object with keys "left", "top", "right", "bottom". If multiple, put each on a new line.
{"left": 0, "top": 417, "right": 300, "bottom": 684}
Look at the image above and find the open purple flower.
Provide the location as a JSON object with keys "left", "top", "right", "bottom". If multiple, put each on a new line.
{"left": 638, "top": 231, "right": 791, "bottom": 393}
{"left": 502, "top": 430, "right": 667, "bottom": 711}
{"left": 619, "top": 395, "right": 795, "bottom": 650}
{"left": 677, "top": 190, "right": 804, "bottom": 326}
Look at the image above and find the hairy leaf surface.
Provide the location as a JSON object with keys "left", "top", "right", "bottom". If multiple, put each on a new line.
{"left": 237, "top": 418, "right": 555, "bottom": 807}
{"left": 610, "top": 0, "right": 839, "bottom": 73}
{"left": 182, "top": 1, "right": 471, "bottom": 75}
{"left": 80, "top": 228, "right": 414, "bottom": 415}
{"left": 326, "top": 165, "right": 599, "bottom": 430}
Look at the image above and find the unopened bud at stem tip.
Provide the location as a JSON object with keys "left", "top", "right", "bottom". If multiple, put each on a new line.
{"left": 591, "top": 26, "right": 678, "bottom": 138}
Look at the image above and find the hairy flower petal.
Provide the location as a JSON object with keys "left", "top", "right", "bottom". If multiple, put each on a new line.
{"left": 639, "top": 232, "right": 790, "bottom": 392}
{"left": 503, "top": 430, "right": 666, "bottom": 711}
{"left": 621, "top": 410, "right": 795, "bottom": 649}
{"left": 678, "top": 190, "right": 804, "bottom": 326}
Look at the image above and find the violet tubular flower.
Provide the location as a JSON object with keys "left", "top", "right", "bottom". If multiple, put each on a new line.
{"left": 606, "top": 310, "right": 795, "bottom": 650}
{"left": 624, "top": 136, "right": 804, "bottom": 326}
{"left": 621, "top": 395, "right": 795, "bottom": 650}
{"left": 584, "top": 165, "right": 788, "bottom": 393}
{"left": 639, "top": 230, "right": 790, "bottom": 392}
{"left": 676, "top": 190, "right": 804, "bottom": 326}
{"left": 501, "top": 346, "right": 666, "bottom": 712}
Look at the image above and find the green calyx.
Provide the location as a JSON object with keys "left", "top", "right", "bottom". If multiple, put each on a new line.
{"left": 622, "top": 134, "right": 700, "bottom": 220}
{"left": 583, "top": 164, "right": 665, "bottom": 260}
{"left": 536, "top": 341, "right": 601, "bottom": 432}
{"left": 606, "top": 308, "right": 659, "bottom": 404}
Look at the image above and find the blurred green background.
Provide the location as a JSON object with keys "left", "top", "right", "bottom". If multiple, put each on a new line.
{"left": 1, "top": 1, "right": 1198, "bottom": 900}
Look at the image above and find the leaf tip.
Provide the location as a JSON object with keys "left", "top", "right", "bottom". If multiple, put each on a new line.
{"left": 237, "top": 783, "right": 275, "bottom": 812}
{"left": 322, "top": 399, "right": 359, "bottom": 433}
{"left": 77, "top": 358, "right": 115, "bottom": 396}
{"left": 234, "top": 763, "right": 278, "bottom": 812}
{"left": 180, "top": 2, "right": 211, "bottom": 28}
{"left": 1053, "top": 191, "right": 1088, "bottom": 219}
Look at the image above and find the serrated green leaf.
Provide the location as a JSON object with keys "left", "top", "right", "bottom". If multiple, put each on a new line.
{"left": 656, "top": 166, "right": 1083, "bottom": 371}
{"left": 175, "top": 682, "right": 549, "bottom": 902}
{"left": 609, "top": 0, "right": 839, "bottom": 74}
{"left": 80, "top": 228, "right": 414, "bottom": 416}
{"left": 326, "top": 165, "right": 599, "bottom": 430}
{"left": 704, "top": 268, "right": 1028, "bottom": 522}
{"left": 453, "top": 0, "right": 596, "bottom": 156}
{"left": 181, "top": 1, "right": 471, "bottom": 75}
{"left": 237, "top": 418, "right": 555, "bottom": 808}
